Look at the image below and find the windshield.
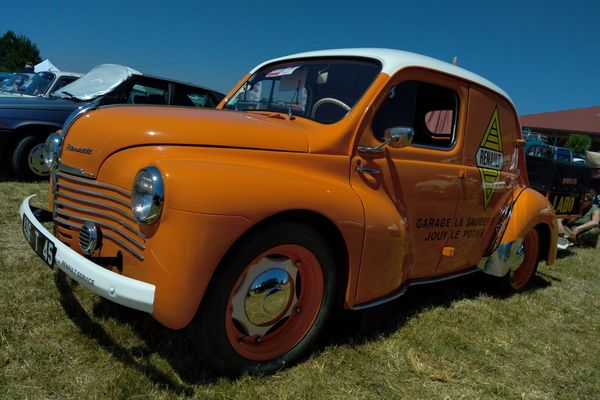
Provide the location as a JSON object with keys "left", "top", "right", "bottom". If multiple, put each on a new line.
{"left": 18, "top": 72, "right": 55, "bottom": 96}
{"left": 53, "top": 64, "right": 141, "bottom": 101}
{"left": 1, "top": 73, "right": 32, "bottom": 92}
{"left": 224, "top": 58, "right": 381, "bottom": 124}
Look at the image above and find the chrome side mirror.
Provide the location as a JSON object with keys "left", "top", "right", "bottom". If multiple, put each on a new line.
{"left": 385, "top": 126, "right": 413, "bottom": 148}
{"left": 358, "top": 126, "right": 414, "bottom": 153}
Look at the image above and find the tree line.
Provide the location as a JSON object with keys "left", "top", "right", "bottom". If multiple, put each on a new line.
{"left": 0, "top": 31, "right": 41, "bottom": 72}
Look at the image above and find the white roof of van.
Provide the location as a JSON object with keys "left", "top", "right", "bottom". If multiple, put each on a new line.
{"left": 252, "top": 48, "right": 512, "bottom": 105}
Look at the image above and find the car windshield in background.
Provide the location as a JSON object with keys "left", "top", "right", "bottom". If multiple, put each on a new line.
{"left": 18, "top": 72, "right": 54, "bottom": 96}
{"left": 1, "top": 73, "right": 32, "bottom": 92}
{"left": 53, "top": 64, "right": 141, "bottom": 101}
{"left": 224, "top": 58, "right": 381, "bottom": 124}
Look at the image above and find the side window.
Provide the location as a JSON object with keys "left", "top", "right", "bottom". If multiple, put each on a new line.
{"left": 128, "top": 83, "right": 168, "bottom": 105}
{"left": 372, "top": 80, "right": 459, "bottom": 148}
{"left": 526, "top": 145, "right": 552, "bottom": 159}
{"left": 52, "top": 77, "right": 78, "bottom": 93}
{"left": 172, "top": 85, "right": 216, "bottom": 108}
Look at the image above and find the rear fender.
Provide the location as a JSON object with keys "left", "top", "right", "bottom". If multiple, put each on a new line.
{"left": 479, "top": 187, "right": 556, "bottom": 277}
{"left": 502, "top": 187, "right": 557, "bottom": 265}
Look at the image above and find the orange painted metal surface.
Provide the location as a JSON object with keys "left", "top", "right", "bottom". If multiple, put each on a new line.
{"left": 51, "top": 62, "right": 557, "bottom": 328}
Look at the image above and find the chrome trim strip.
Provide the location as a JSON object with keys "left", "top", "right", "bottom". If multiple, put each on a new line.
{"left": 55, "top": 208, "right": 145, "bottom": 250}
{"left": 53, "top": 190, "right": 137, "bottom": 223}
{"left": 58, "top": 162, "right": 95, "bottom": 178}
{"left": 57, "top": 171, "right": 130, "bottom": 197}
{"left": 55, "top": 217, "right": 145, "bottom": 260}
{"left": 55, "top": 186, "right": 131, "bottom": 213}
{"left": 56, "top": 101, "right": 101, "bottom": 178}
{"left": 351, "top": 267, "right": 481, "bottom": 311}
{"left": 62, "top": 99, "right": 100, "bottom": 135}
{"left": 55, "top": 200, "right": 144, "bottom": 240}
{"left": 51, "top": 170, "right": 58, "bottom": 217}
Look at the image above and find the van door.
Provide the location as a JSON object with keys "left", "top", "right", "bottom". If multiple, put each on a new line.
{"left": 436, "top": 87, "right": 521, "bottom": 274}
{"left": 350, "top": 69, "right": 469, "bottom": 305}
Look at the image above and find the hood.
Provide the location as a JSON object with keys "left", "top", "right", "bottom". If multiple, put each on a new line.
{"left": 59, "top": 106, "right": 311, "bottom": 177}
{"left": 0, "top": 95, "right": 81, "bottom": 111}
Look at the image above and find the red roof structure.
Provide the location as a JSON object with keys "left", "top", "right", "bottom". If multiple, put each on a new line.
{"left": 520, "top": 106, "right": 600, "bottom": 150}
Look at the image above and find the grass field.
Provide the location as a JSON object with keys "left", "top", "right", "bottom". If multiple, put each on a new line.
{"left": 1, "top": 179, "right": 599, "bottom": 399}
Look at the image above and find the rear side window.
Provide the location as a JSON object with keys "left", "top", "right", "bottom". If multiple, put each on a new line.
{"left": 129, "top": 83, "right": 168, "bottom": 105}
{"left": 172, "top": 85, "right": 217, "bottom": 108}
{"left": 554, "top": 148, "right": 572, "bottom": 162}
{"left": 373, "top": 80, "right": 459, "bottom": 149}
{"left": 526, "top": 145, "right": 553, "bottom": 159}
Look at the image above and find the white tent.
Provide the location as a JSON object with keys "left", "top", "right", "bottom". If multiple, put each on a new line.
{"left": 34, "top": 59, "right": 59, "bottom": 72}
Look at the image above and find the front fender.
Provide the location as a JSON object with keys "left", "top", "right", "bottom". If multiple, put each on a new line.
{"left": 97, "top": 146, "right": 366, "bottom": 327}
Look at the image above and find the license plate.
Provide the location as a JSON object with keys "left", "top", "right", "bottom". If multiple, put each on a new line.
{"left": 23, "top": 215, "right": 56, "bottom": 269}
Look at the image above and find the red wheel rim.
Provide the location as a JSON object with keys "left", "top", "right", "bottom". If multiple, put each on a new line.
{"left": 225, "top": 244, "right": 324, "bottom": 361}
{"left": 510, "top": 229, "right": 539, "bottom": 290}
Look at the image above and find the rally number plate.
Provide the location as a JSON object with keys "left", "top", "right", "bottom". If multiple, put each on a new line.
{"left": 23, "top": 214, "right": 56, "bottom": 269}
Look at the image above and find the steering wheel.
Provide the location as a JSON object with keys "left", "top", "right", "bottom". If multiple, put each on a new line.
{"left": 310, "top": 97, "right": 351, "bottom": 119}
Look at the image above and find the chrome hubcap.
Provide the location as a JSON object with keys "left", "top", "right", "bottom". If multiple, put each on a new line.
{"left": 231, "top": 256, "right": 298, "bottom": 337}
{"left": 28, "top": 143, "right": 50, "bottom": 176}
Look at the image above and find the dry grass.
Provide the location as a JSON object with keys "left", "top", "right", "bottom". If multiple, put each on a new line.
{"left": 1, "top": 178, "right": 599, "bottom": 399}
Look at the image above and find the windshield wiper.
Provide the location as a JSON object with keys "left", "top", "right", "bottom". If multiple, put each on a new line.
{"left": 59, "top": 91, "right": 81, "bottom": 102}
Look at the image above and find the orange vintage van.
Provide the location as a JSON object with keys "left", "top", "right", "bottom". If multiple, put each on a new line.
{"left": 20, "top": 48, "right": 557, "bottom": 374}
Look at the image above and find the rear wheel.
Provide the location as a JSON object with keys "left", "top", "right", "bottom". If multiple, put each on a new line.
{"left": 11, "top": 135, "right": 49, "bottom": 180}
{"left": 506, "top": 227, "right": 540, "bottom": 291}
{"left": 191, "top": 222, "right": 336, "bottom": 375}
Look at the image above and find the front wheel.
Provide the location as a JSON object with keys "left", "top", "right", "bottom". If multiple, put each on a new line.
{"left": 191, "top": 222, "right": 336, "bottom": 375}
{"left": 11, "top": 135, "right": 49, "bottom": 180}
{"left": 506, "top": 227, "right": 540, "bottom": 291}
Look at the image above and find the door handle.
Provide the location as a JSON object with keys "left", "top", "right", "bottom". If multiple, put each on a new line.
{"left": 356, "top": 166, "right": 381, "bottom": 174}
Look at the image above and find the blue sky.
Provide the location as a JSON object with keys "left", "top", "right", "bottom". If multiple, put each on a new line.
{"left": 1, "top": 0, "right": 598, "bottom": 114}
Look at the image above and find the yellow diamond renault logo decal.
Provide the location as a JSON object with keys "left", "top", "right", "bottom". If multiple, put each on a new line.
{"left": 476, "top": 107, "right": 503, "bottom": 208}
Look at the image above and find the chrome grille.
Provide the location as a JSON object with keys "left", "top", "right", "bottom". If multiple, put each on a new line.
{"left": 79, "top": 226, "right": 91, "bottom": 248}
{"left": 54, "top": 171, "right": 145, "bottom": 260}
{"left": 78, "top": 222, "right": 98, "bottom": 255}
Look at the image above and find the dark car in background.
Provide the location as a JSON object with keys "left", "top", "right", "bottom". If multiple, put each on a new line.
{"left": 0, "top": 64, "right": 224, "bottom": 179}
{"left": 0, "top": 73, "right": 34, "bottom": 93}
{"left": 524, "top": 139, "right": 592, "bottom": 216}
{"left": 0, "top": 71, "right": 82, "bottom": 98}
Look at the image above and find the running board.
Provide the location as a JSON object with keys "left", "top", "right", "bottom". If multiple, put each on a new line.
{"left": 351, "top": 266, "right": 481, "bottom": 311}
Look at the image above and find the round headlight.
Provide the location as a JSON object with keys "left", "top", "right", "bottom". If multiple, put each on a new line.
{"left": 131, "top": 166, "right": 164, "bottom": 224}
{"left": 43, "top": 132, "right": 61, "bottom": 169}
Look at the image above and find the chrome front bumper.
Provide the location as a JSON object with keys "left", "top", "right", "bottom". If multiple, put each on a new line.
{"left": 19, "top": 195, "right": 155, "bottom": 313}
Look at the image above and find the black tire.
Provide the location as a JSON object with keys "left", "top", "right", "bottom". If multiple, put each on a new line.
{"left": 190, "top": 222, "right": 336, "bottom": 375}
{"left": 11, "top": 135, "right": 49, "bottom": 180}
